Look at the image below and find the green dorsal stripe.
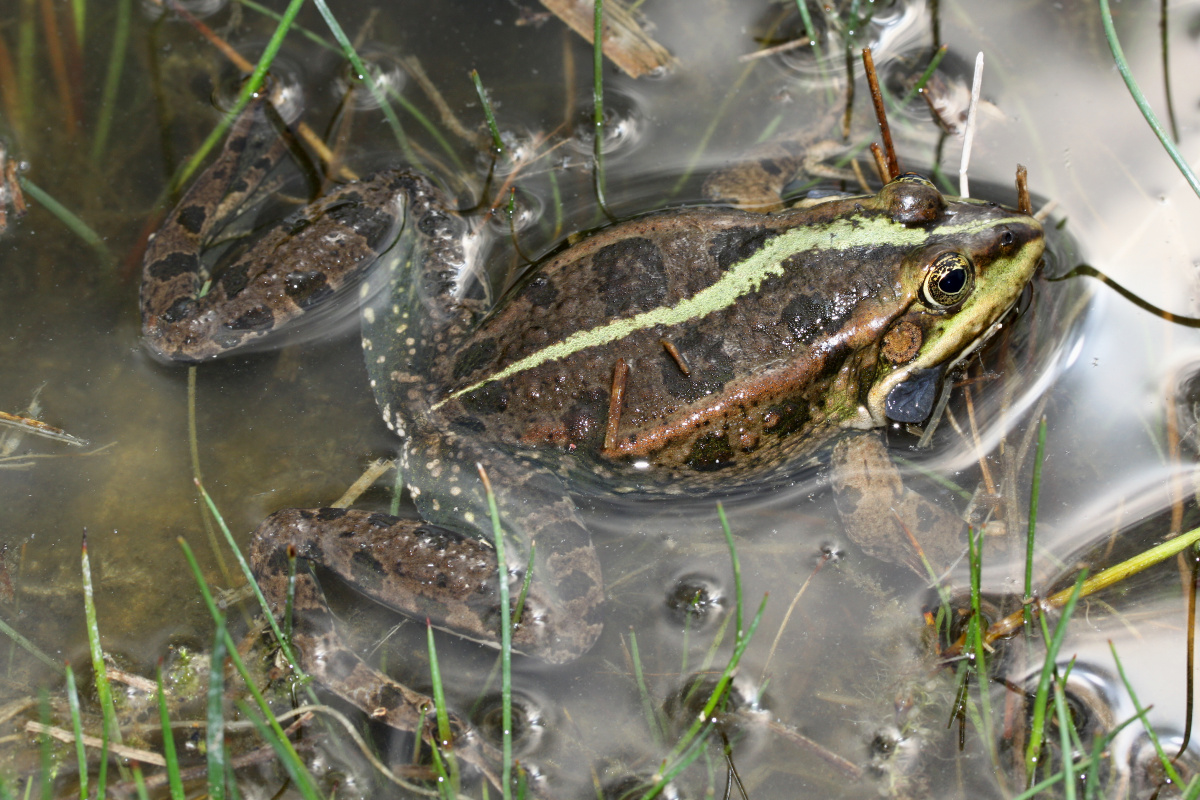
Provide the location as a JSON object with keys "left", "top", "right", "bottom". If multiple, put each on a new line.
{"left": 435, "top": 213, "right": 1028, "bottom": 409}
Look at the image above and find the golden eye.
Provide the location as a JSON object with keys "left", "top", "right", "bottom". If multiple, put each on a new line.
{"left": 921, "top": 252, "right": 974, "bottom": 310}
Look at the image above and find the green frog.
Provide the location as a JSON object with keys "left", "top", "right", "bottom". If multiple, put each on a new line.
{"left": 141, "top": 99, "right": 1043, "bottom": 778}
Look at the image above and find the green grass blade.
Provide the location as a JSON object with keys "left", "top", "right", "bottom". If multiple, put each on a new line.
{"left": 1110, "top": 641, "right": 1183, "bottom": 785}
{"left": 311, "top": 0, "right": 415, "bottom": 163}
{"left": 1025, "top": 571, "right": 1088, "bottom": 781}
{"left": 207, "top": 616, "right": 228, "bottom": 800}
{"left": 171, "top": 0, "right": 307, "bottom": 192}
{"left": 628, "top": 631, "right": 664, "bottom": 745}
{"left": 37, "top": 691, "right": 52, "bottom": 800}
{"left": 177, "top": 538, "right": 321, "bottom": 798}
{"left": 1051, "top": 664, "right": 1077, "bottom": 800}
{"left": 479, "top": 466, "right": 513, "bottom": 800}
{"left": 643, "top": 596, "right": 768, "bottom": 800}
{"left": 426, "top": 621, "right": 460, "bottom": 798}
{"left": 156, "top": 664, "right": 185, "bottom": 800}
{"left": 95, "top": 726, "right": 108, "bottom": 800}
{"left": 591, "top": 0, "right": 608, "bottom": 214}
{"left": 192, "top": 480, "right": 304, "bottom": 679}
{"left": 1024, "top": 417, "right": 1047, "bottom": 626}
{"left": 234, "top": 700, "right": 322, "bottom": 800}
{"left": 471, "top": 70, "right": 504, "bottom": 156}
{"left": 81, "top": 534, "right": 122, "bottom": 747}
{"left": 17, "top": 178, "right": 112, "bottom": 265}
{"left": 716, "top": 504, "right": 743, "bottom": 640}
{"left": 70, "top": 0, "right": 83, "bottom": 41}
{"left": 898, "top": 44, "right": 948, "bottom": 107}
{"left": 967, "top": 526, "right": 994, "bottom": 754}
{"left": 236, "top": 0, "right": 337, "bottom": 51}
{"left": 0, "top": 614, "right": 60, "bottom": 673}
{"left": 64, "top": 664, "right": 87, "bottom": 800}
{"left": 1098, "top": 0, "right": 1200, "bottom": 201}
{"left": 89, "top": 0, "right": 131, "bottom": 163}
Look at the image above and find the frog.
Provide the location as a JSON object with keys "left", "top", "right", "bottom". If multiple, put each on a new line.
{"left": 140, "top": 97, "right": 1044, "bottom": 782}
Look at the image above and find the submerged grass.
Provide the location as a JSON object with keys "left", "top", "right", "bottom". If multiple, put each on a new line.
{"left": 170, "top": 0, "right": 306, "bottom": 192}
{"left": 1110, "top": 642, "right": 1183, "bottom": 785}
{"left": 1024, "top": 417, "right": 1048, "bottom": 627}
{"left": 1099, "top": 0, "right": 1200, "bottom": 202}
{"left": 479, "top": 464, "right": 515, "bottom": 800}
{"left": 311, "top": 0, "right": 415, "bottom": 165}
{"left": 155, "top": 665, "right": 184, "bottom": 800}
{"left": 178, "top": 536, "right": 322, "bottom": 799}
{"left": 637, "top": 505, "right": 767, "bottom": 800}
{"left": 16, "top": 177, "right": 111, "bottom": 265}
{"left": 63, "top": 664, "right": 86, "bottom": 800}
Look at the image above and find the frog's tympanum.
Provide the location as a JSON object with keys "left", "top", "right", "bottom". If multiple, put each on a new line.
{"left": 141, "top": 100, "right": 1043, "bottom": 776}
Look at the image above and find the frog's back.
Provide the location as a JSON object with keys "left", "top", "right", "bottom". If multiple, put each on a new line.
{"left": 393, "top": 179, "right": 1043, "bottom": 490}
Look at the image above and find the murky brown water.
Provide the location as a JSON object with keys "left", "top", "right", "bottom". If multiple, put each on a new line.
{"left": 4, "top": 0, "right": 1200, "bottom": 797}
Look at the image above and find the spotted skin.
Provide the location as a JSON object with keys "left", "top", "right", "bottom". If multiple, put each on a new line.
{"left": 141, "top": 96, "right": 1045, "bottom": 790}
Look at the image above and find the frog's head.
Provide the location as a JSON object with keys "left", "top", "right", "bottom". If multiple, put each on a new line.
{"left": 861, "top": 174, "right": 1044, "bottom": 426}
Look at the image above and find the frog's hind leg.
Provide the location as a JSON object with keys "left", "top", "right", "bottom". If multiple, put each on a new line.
{"left": 250, "top": 510, "right": 512, "bottom": 787}
{"left": 140, "top": 101, "right": 410, "bottom": 361}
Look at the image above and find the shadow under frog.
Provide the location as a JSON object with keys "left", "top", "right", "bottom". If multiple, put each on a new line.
{"left": 140, "top": 99, "right": 1044, "bottom": 784}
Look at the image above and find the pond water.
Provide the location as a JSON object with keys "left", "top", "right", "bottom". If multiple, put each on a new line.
{"left": 3, "top": 0, "right": 1200, "bottom": 797}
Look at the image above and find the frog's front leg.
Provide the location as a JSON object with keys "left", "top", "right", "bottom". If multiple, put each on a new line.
{"left": 830, "top": 432, "right": 966, "bottom": 574}
{"left": 700, "top": 105, "right": 852, "bottom": 212}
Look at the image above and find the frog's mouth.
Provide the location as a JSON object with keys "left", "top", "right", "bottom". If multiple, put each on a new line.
{"left": 868, "top": 302, "right": 1017, "bottom": 426}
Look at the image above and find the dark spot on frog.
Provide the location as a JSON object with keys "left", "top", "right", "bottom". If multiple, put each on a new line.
{"left": 284, "top": 269, "right": 334, "bottom": 308}
{"left": 217, "top": 262, "right": 250, "bottom": 297}
{"left": 451, "top": 416, "right": 487, "bottom": 434}
{"left": 176, "top": 205, "right": 207, "bottom": 235}
{"left": 224, "top": 305, "right": 275, "bottom": 331}
{"left": 519, "top": 274, "right": 557, "bottom": 308}
{"left": 781, "top": 292, "right": 850, "bottom": 345}
{"left": 453, "top": 338, "right": 498, "bottom": 380}
{"left": 685, "top": 431, "right": 736, "bottom": 471}
{"left": 564, "top": 392, "right": 608, "bottom": 446}
{"left": 593, "top": 237, "right": 668, "bottom": 316}
{"left": 757, "top": 158, "right": 782, "bottom": 177}
{"left": 258, "top": 544, "right": 294, "bottom": 576}
{"left": 834, "top": 482, "right": 863, "bottom": 511}
{"left": 326, "top": 649, "right": 360, "bottom": 681}
{"left": 251, "top": 156, "right": 273, "bottom": 172}
{"left": 417, "top": 208, "right": 455, "bottom": 237}
{"left": 372, "top": 684, "right": 410, "bottom": 714}
{"left": 366, "top": 512, "right": 396, "bottom": 528}
{"left": 160, "top": 297, "right": 197, "bottom": 323}
{"left": 148, "top": 251, "right": 200, "bottom": 281}
{"left": 317, "top": 507, "right": 348, "bottom": 521}
{"left": 661, "top": 328, "right": 734, "bottom": 402}
{"left": 228, "top": 178, "right": 249, "bottom": 195}
{"left": 763, "top": 399, "right": 810, "bottom": 438}
{"left": 350, "top": 550, "right": 386, "bottom": 593}
{"left": 227, "top": 135, "right": 247, "bottom": 154}
{"left": 326, "top": 198, "right": 395, "bottom": 245}
{"left": 707, "top": 227, "right": 778, "bottom": 272}
{"left": 415, "top": 524, "right": 473, "bottom": 548}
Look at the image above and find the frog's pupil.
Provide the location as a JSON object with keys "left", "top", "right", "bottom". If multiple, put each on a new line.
{"left": 938, "top": 268, "right": 966, "bottom": 295}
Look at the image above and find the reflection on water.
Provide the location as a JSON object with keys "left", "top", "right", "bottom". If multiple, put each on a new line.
{"left": 3, "top": 0, "right": 1200, "bottom": 796}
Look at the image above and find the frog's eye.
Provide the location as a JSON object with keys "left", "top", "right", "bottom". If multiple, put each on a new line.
{"left": 921, "top": 252, "right": 974, "bottom": 310}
